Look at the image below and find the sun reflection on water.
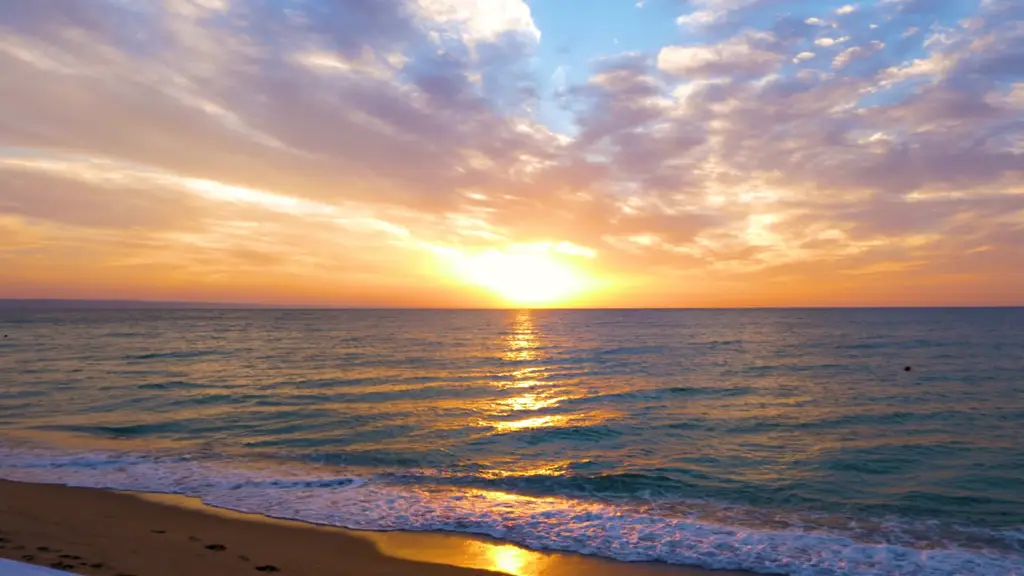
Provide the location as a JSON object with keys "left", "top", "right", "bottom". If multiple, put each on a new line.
{"left": 489, "top": 414, "right": 569, "bottom": 433}
{"left": 497, "top": 392, "right": 566, "bottom": 412}
{"left": 501, "top": 310, "right": 540, "bottom": 363}
{"left": 497, "top": 367, "right": 546, "bottom": 390}
{"left": 481, "top": 311, "right": 572, "bottom": 434}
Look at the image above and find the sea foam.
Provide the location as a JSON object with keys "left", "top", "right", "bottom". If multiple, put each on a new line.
{"left": 0, "top": 445, "right": 1020, "bottom": 576}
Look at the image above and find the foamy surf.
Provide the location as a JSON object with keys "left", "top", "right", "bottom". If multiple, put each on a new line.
{"left": 0, "top": 445, "right": 1020, "bottom": 576}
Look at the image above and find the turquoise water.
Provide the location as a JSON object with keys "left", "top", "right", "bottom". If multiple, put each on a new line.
{"left": 0, "top": 308, "right": 1022, "bottom": 575}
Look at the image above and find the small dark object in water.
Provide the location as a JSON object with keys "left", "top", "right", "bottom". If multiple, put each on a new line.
{"left": 904, "top": 366, "right": 912, "bottom": 372}
{"left": 255, "top": 565, "right": 281, "bottom": 572}
{"left": 205, "top": 544, "right": 227, "bottom": 551}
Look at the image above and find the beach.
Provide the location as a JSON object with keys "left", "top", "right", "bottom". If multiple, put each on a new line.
{"left": 0, "top": 480, "right": 746, "bottom": 576}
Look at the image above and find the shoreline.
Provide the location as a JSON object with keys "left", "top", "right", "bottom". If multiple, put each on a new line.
{"left": 0, "top": 479, "right": 753, "bottom": 576}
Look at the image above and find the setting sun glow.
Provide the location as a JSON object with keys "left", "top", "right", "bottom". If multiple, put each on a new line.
{"left": 2, "top": 0, "right": 1021, "bottom": 309}
{"left": 450, "top": 246, "right": 590, "bottom": 306}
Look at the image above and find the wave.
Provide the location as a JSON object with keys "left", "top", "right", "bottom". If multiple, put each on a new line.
{"left": 561, "top": 385, "right": 754, "bottom": 408}
{"left": 136, "top": 380, "right": 222, "bottom": 390}
{"left": 0, "top": 444, "right": 1020, "bottom": 576}
{"left": 34, "top": 423, "right": 191, "bottom": 438}
{"left": 126, "top": 350, "right": 224, "bottom": 360}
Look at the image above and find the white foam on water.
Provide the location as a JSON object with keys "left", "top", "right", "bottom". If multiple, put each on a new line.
{"left": 0, "top": 446, "right": 1021, "bottom": 576}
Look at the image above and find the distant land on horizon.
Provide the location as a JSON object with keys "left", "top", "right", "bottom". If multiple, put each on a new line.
{"left": 0, "top": 299, "right": 1021, "bottom": 311}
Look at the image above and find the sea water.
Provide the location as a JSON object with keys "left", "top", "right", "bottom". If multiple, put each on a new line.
{"left": 0, "top": 308, "right": 1021, "bottom": 575}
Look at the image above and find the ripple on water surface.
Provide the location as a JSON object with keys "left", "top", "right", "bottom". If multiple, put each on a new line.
{"left": 0, "top": 308, "right": 1022, "bottom": 575}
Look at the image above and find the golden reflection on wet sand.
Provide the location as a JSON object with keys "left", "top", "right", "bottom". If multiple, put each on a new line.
{"left": 488, "top": 543, "right": 534, "bottom": 574}
{"left": 365, "top": 528, "right": 732, "bottom": 576}
{"left": 370, "top": 533, "right": 550, "bottom": 575}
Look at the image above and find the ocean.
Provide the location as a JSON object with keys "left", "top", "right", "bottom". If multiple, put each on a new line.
{"left": 0, "top": 308, "right": 1021, "bottom": 575}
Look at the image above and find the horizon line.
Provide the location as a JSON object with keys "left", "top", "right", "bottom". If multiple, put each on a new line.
{"left": 0, "top": 298, "right": 1021, "bottom": 311}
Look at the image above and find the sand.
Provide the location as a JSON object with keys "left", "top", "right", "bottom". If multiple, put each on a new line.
{"left": 0, "top": 558, "right": 79, "bottom": 575}
{"left": 0, "top": 480, "right": 751, "bottom": 576}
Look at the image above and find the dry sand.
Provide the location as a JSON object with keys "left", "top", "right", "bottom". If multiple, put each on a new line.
{"left": 0, "top": 480, "right": 751, "bottom": 576}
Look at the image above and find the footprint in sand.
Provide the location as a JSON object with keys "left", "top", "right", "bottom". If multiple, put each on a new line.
{"left": 255, "top": 565, "right": 281, "bottom": 572}
{"left": 205, "top": 544, "right": 227, "bottom": 551}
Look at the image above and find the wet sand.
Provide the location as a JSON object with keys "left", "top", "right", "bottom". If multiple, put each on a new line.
{"left": 0, "top": 480, "right": 751, "bottom": 576}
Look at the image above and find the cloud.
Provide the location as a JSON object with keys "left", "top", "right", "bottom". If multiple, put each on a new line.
{"left": 0, "top": 158, "right": 205, "bottom": 231}
{"left": 675, "top": 0, "right": 768, "bottom": 31}
{"left": 415, "top": 0, "right": 540, "bottom": 45}
{"left": 658, "top": 32, "right": 784, "bottom": 77}
{"left": 832, "top": 40, "right": 886, "bottom": 69}
{"left": 0, "top": 0, "right": 1021, "bottom": 306}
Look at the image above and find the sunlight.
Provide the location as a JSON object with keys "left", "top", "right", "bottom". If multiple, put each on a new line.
{"left": 497, "top": 392, "right": 566, "bottom": 412}
{"left": 486, "top": 544, "right": 532, "bottom": 575}
{"left": 450, "top": 245, "right": 590, "bottom": 306}
{"left": 502, "top": 309, "right": 540, "bottom": 361}
{"left": 488, "top": 414, "right": 567, "bottom": 433}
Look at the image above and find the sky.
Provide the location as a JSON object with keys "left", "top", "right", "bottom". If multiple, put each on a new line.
{"left": 0, "top": 0, "right": 1022, "bottom": 308}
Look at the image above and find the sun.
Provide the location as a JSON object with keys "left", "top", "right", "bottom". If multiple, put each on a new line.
{"left": 451, "top": 246, "right": 589, "bottom": 306}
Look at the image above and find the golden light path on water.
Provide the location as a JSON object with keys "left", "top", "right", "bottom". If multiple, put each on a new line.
{"left": 483, "top": 311, "right": 575, "bottom": 436}
{"left": 470, "top": 309, "right": 624, "bottom": 485}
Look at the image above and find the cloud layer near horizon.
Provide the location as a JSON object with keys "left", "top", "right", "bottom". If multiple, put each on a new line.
{"left": 1, "top": 0, "right": 1022, "bottom": 306}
